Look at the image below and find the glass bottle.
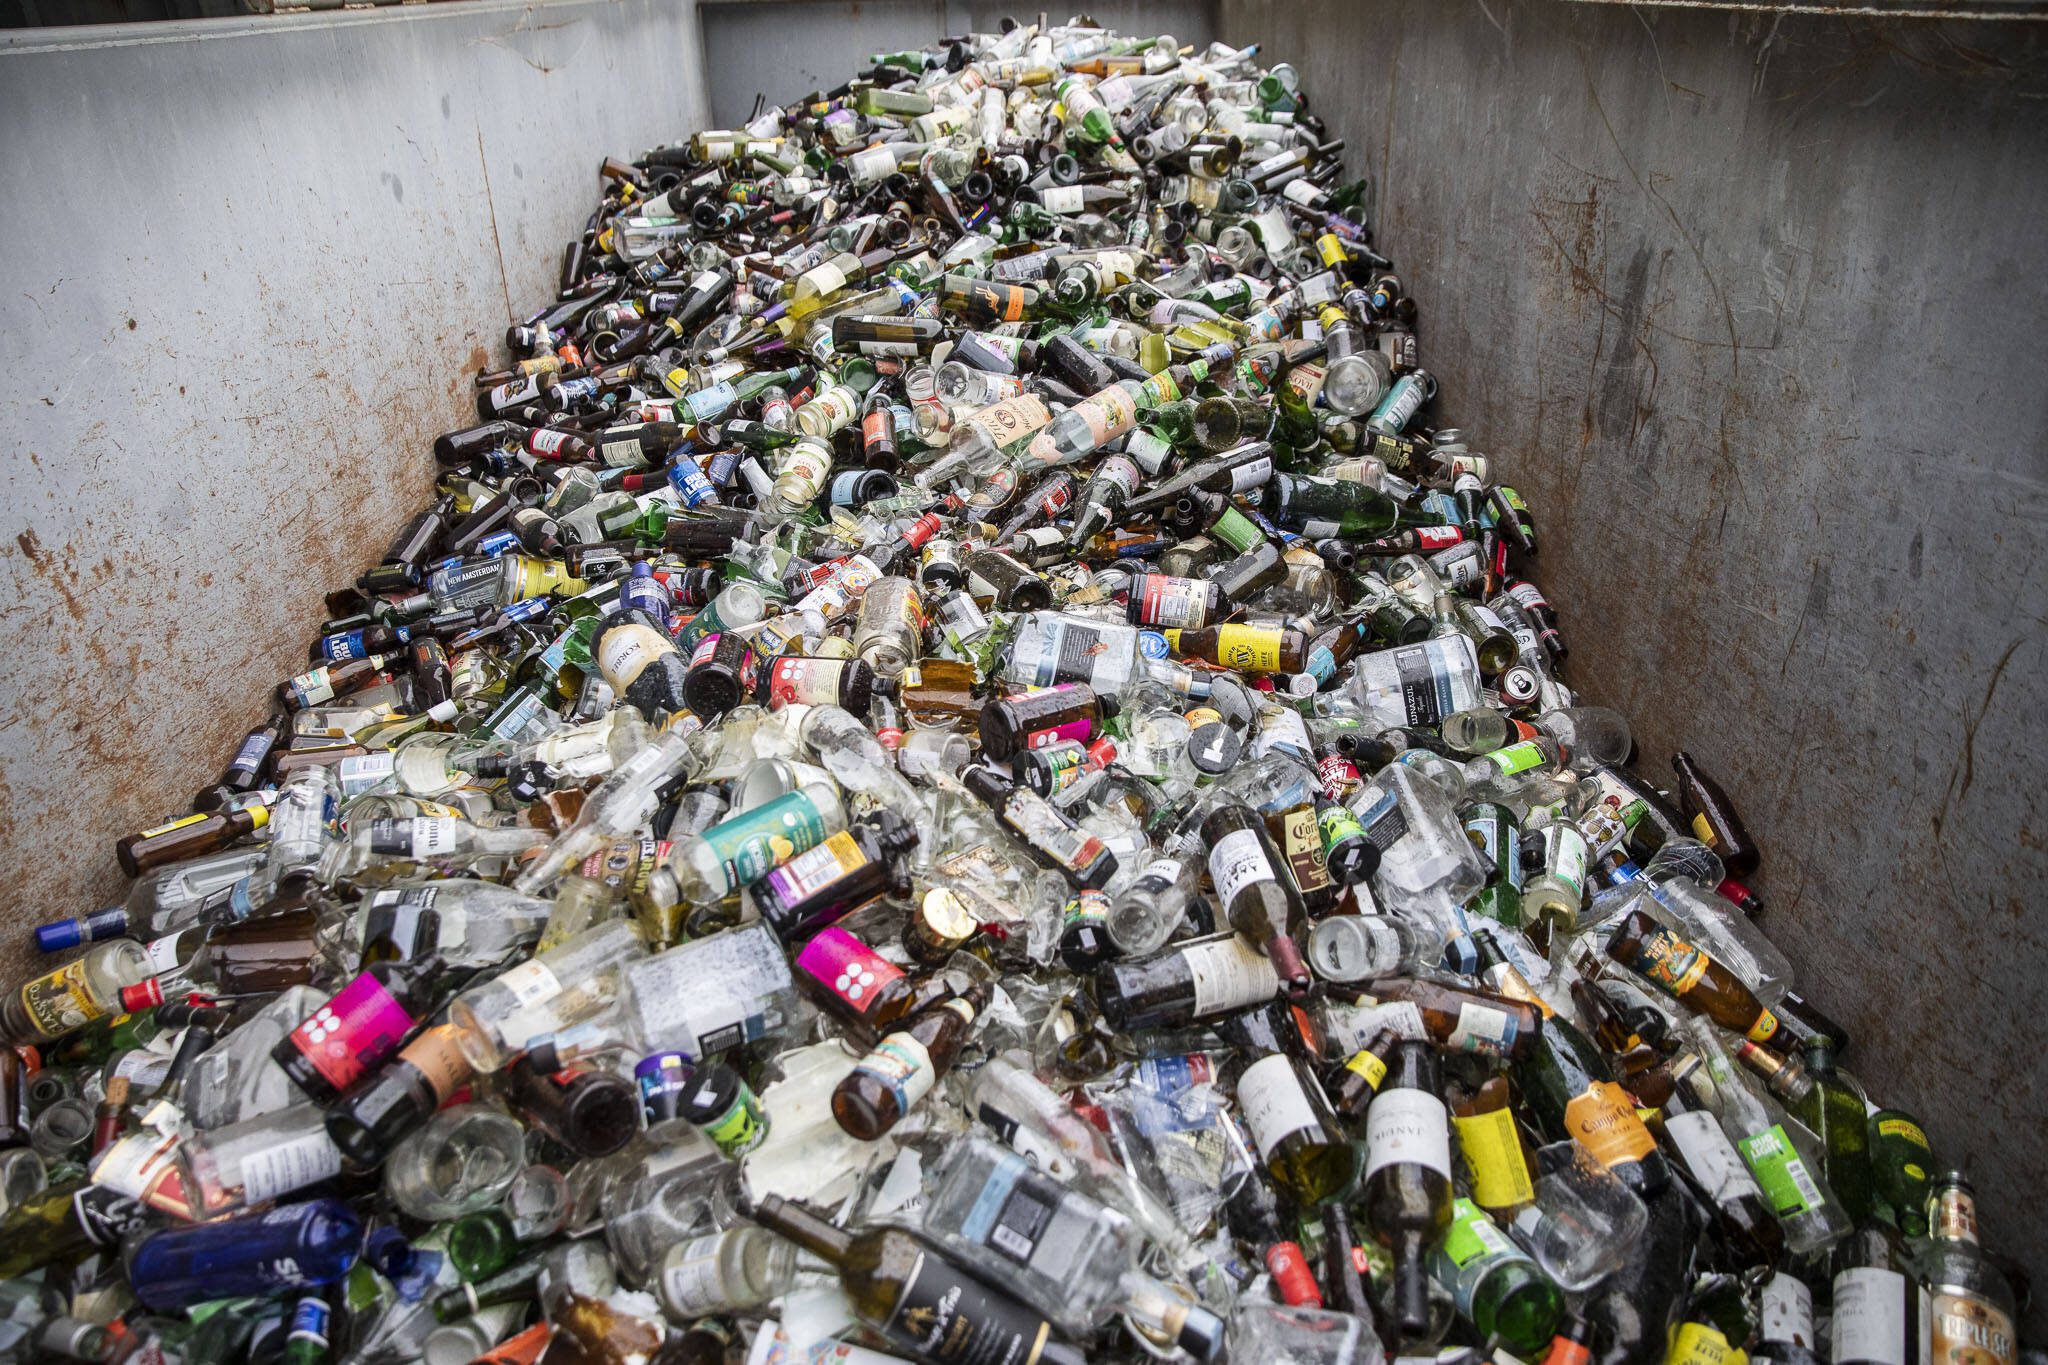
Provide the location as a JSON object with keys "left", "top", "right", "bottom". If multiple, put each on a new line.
{"left": 4, "top": 941, "right": 153, "bottom": 1043}
{"left": 833, "top": 990, "right": 983, "bottom": 1140}
{"left": 1360, "top": 1038, "right": 1454, "bottom": 1345}
{"left": 1915, "top": 1172, "right": 2018, "bottom": 1365}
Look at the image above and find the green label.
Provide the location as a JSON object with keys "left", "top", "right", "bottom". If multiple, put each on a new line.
{"left": 1441, "top": 1197, "right": 1515, "bottom": 1268}
{"left": 1210, "top": 505, "right": 1263, "bottom": 553}
{"left": 702, "top": 790, "right": 829, "bottom": 892}
{"left": 1737, "top": 1125, "right": 1821, "bottom": 1216}
{"left": 1485, "top": 740, "right": 1548, "bottom": 776}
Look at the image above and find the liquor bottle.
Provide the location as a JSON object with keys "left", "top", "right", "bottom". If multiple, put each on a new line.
{"left": 655, "top": 1226, "right": 797, "bottom": 1323}
{"left": 754, "top": 814, "right": 920, "bottom": 941}
{"left": 1257, "top": 472, "right": 1409, "bottom": 539}
{"left": 272, "top": 954, "right": 449, "bottom": 1104}
{"left": 1657, "top": 1089, "right": 1786, "bottom": 1268}
{"left": 832, "top": 989, "right": 983, "bottom": 1140}
{"left": 962, "top": 766, "right": 1119, "bottom": 890}
{"left": 33, "top": 846, "right": 268, "bottom": 949}
{"left": 1605, "top": 908, "right": 1783, "bottom": 1045}
{"left": 978, "top": 683, "right": 1100, "bottom": 762}
{"left": 125, "top": 1198, "right": 362, "bottom": 1312}
{"left": 1236, "top": 1052, "right": 1356, "bottom": 1207}
{"left": 1449, "top": 1075, "right": 1537, "bottom": 1217}
{"left": 1168, "top": 622, "right": 1307, "bottom": 675}
{"left": 1427, "top": 1197, "right": 1564, "bottom": 1355}
{"left": 115, "top": 802, "right": 270, "bottom": 878}
{"left": 1671, "top": 751, "right": 1760, "bottom": 877}
{"left": 1781, "top": 1038, "right": 1877, "bottom": 1227}
{"left": 1106, "top": 849, "right": 1202, "bottom": 957}
{"left": 919, "top": 1136, "right": 1225, "bottom": 1359}
{"left": 1754, "top": 1272, "right": 1823, "bottom": 1365}
{"left": 791, "top": 927, "right": 949, "bottom": 1049}
{"left": 1866, "top": 1106, "right": 1935, "bottom": 1237}
{"left": 4, "top": 941, "right": 154, "bottom": 1043}
{"left": 172, "top": 1099, "right": 345, "bottom": 1219}
{"left": 666, "top": 782, "right": 848, "bottom": 905}
{"left": 744, "top": 1193, "right": 1086, "bottom": 1365}
{"left": 324, "top": 1022, "right": 474, "bottom": 1168}
{"left": 1359, "top": 1038, "right": 1455, "bottom": 1344}
{"left": 1915, "top": 1172, "right": 2018, "bottom": 1365}
{"left": 1829, "top": 1222, "right": 1926, "bottom": 1365}
{"left": 1202, "top": 803, "right": 1311, "bottom": 996}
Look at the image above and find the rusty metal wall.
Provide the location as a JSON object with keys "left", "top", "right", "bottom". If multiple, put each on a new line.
{"left": 0, "top": 0, "right": 711, "bottom": 975}
{"left": 1223, "top": 0, "right": 2048, "bottom": 1293}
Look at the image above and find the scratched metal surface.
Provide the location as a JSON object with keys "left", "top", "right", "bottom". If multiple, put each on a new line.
{"left": 0, "top": 0, "right": 711, "bottom": 976}
{"left": 1225, "top": 0, "right": 2048, "bottom": 1293}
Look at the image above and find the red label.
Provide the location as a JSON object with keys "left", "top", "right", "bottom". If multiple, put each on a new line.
{"left": 286, "top": 973, "right": 418, "bottom": 1092}
{"left": 1266, "top": 1242, "right": 1322, "bottom": 1308}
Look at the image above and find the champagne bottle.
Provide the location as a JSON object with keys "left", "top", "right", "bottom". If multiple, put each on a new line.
{"left": 1359, "top": 1038, "right": 1454, "bottom": 1344}
{"left": 744, "top": 1193, "right": 1086, "bottom": 1365}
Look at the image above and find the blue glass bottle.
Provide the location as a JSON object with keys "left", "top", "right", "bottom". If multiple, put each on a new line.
{"left": 126, "top": 1199, "right": 362, "bottom": 1312}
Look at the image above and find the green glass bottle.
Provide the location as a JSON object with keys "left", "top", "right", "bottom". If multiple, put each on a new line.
{"left": 1866, "top": 1107, "right": 1935, "bottom": 1237}
{"left": 1790, "top": 1038, "right": 1876, "bottom": 1226}
{"left": 1427, "top": 1197, "right": 1563, "bottom": 1354}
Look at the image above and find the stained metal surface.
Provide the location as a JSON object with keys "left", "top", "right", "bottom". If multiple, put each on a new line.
{"left": 1226, "top": 0, "right": 2048, "bottom": 1295}
{"left": 698, "top": 0, "right": 1216, "bottom": 125}
{"left": 0, "top": 0, "right": 711, "bottom": 976}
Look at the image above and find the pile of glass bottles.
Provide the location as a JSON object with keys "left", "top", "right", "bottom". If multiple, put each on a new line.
{"left": 0, "top": 18, "right": 2027, "bottom": 1365}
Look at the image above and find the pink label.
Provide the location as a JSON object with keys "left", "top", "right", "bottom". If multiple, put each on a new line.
{"left": 795, "top": 928, "right": 905, "bottom": 1019}
{"left": 285, "top": 973, "right": 417, "bottom": 1092}
{"left": 1026, "top": 718, "right": 1093, "bottom": 750}
{"left": 689, "top": 633, "right": 722, "bottom": 668}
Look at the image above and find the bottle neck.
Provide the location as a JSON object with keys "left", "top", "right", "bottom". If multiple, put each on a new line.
{"left": 749, "top": 1195, "right": 855, "bottom": 1265}
{"left": 1930, "top": 1188, "right": 1979, "bottom": 1247}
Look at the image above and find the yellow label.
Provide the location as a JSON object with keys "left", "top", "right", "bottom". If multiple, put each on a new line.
{"left": 1878, "top": 1117, "right": 1930, "bottom": 1148}
{"left": 1745, "top": 1009, "right": 1780, "bottom": 1044}
{"left": 1453, "top": 1105, "right": 1536, "bottom": 1210}
{"left": 1214, "top": 623, "right": 1284, "bottom": 673}
{"left": 1668, "top": 1323, "right": 1747, "bottom": 1365}
{"left": 136, "top": 812, "right": 209, "bottom": 840}
{"left": 1344, "top": 1049, "right": 1387, "bottom": 1090}
{"left": 1689, "top": 812, "right": 1720, "bottom": 847}
{"left": 1565, "top": 1081, "right": 1657, "bottom": 1168}
{"left": 19, "top": 959, "right": 105, "bottom": 1038}
{"left": 247, "top": 804, "right": 270, "bottom": 832}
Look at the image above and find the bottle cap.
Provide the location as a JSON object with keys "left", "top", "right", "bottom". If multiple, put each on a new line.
{"left": 120, "top": 978, "right": 166, "bottom": 1013}
{"left": 427, "top": 699, "right": 461, "bottom": 723}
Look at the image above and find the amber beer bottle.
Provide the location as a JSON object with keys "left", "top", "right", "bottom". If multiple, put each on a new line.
{"left": 1604, "top": 909, "right": 1782, "bottom": 1045}
{"left": 1670, "top": 750, "right": 1760, "bottom": 877}
{"left": 116, "top": 804, "right": 270, "bottom": 878}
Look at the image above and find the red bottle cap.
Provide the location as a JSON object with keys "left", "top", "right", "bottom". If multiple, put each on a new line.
{"left": 1266, "top": 1242, "right": 1322, "bottom": 1307}
{"left": 120, "top": 978, "right": 166, "bottom": 1013}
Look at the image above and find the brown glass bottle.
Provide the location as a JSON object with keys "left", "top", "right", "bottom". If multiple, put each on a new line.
{"left": 1167, "top": 622, "right": 1306, "bottom": 675}
{"left": 792, "top": 926, "right": 953, "bottom": 1049}
{"left": 1364, "top": 978, "right": 1544, "bottom": 1062}
{"left": 1604, "top": 909, "right": 1782, "bottom": 1046}
{"left": 1670, "top": 751, "right": 1760, "bottom": 877}
{"left": 120, "top": 908, "right": 322, "bottom": 1010}
{"left": 746, "top": 1193, "right": 1084, "bottom": 1365}
{"left": 192, "top": 714, "right": 287, "bottom": 812}
{"left": 882, "top": 657, "right": 980, "bottom": 727}
{"left": 978, "top": 683, "right": 1100, "bottom": 762}
{"left": 116, "top": 804, "right": 270, "bottom": 878}
{"left": 832, "top": 989, "right": 983, "bottom": 1141}
{"left": 504, "top": 1054, "right": 638, "bottom": 1158}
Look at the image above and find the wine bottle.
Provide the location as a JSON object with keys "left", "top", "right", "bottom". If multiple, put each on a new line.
{"left": 1202, "top": 803, "right": 1311, "bottom": 996}
{"left": 1359, "top": 1038, "right": 1454, "bottom": 1344}
{"left": 1235, "top": 1053, "right": 1357, "bottom": 1207}
{"left": 744, "top": 1193, "right": 1086, "bottom": 1365}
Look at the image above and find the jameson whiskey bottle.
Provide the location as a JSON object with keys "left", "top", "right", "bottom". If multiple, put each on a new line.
{"left": 1916, "top": 1173, "right": 2018, "bottom": 1365}
{"left": 744, "top": 1193, "right": 1085, "bottom": 1365}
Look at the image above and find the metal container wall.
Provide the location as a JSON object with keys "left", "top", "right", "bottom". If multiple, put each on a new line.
{"left": 0, "top": 0, "right": 711, "bottom": 969}
{"left": 1223, "top": 0, "right": 2048, "bottom": 1296}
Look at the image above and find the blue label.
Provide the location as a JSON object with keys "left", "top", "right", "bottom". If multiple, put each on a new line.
{"left": 1137, "top": 630, "right": 1169, "bottom": 660}
{"left": 476, "top": 531, "right": 519, "bottom": 558}
{"left": 321, "top": 630, "right": 367, "bottom": 663}
{"left": 959, "top": 1153, "right": 1028, "bottom": 1247}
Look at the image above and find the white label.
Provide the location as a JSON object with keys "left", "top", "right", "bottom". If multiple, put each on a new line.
{"left": 1039, "top": 184, "right": 1085, "bottom": 214}
{"left": 1322, "top": 998, "right": 1427, "bottom": 1053}
{"left": 1363, "top": 1088, "right": 1452, "bottom": 1180}
{"left": 1184, "top": 935, "right": 1281, "bottom": 1017}
{"left": 804, "top": 262, "right": 848, "bottom": 299}
{"left": 145, "top": 934, "right": 183, "bottom": 974}
{"left": 662, "top": 1234, "right": 734, "bottom": 1315}
{"left": 597, "top": 623, "right": 668, "bottom": 689}
{"left": 530, "top": 428, "right": 570, "bottom": 455}
{"left": 601, "top": 438, "right": 647, "bottom": 467}
{"left": 239, "top": 1128, "right": 344, "bottom": 1204}
{"left": 1761, "top": 1272, "right": 1815, "bottom": 1348}
{"left": 1832, "top": 1268, "right": 1909, "bottom": 1365}
{"left": 1237, "top": 1054, "right": 1321, "bottom": 1160}
{"left": 1207, "top": 828, "right": 1271, "bottom": 907}
{"left": 1665, "top": 1111, "right": 1765, "bottom": 1205}
{"left": 410, "top": 818, "right": 460, "bottom": 858}
{"left": 492, "top": 958, "right": 561, "bottom": 1009}
{"left": 1444, "top": 1003, "right": 1512, "bottom": 1053}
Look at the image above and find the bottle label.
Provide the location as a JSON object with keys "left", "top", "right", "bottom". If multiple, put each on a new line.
{"left": 881, "top": 1250, "right": 1053, "bottom": 1365}
{"left": 286, "top": 973, "right": 419, "bottom": 1093}
{"left": 1362, "top": 1087, "right": 1452, "bottom": 1180}
{"left": 135, "top": 812, "right": 210, "bottom": 841}
{"left": 1209, "top": 624, "right": 1285, "bottom": 673}
{"left": 765, "top": 657, "right": 848, "bottom": 709}
{"left": 1876, "top": 1116, "right": 1930, "bottom": 1149}
{"left": 1444, "top": 1002, "right": 1516, "bottom": 1055}
{"left": 1671, "top": 1323, "right": 1748, "bottom": 1365}
{"left": 1485, "top": 740, "right": 1548, "bottom": 776}
{"left": 661, "top": 1233, "right": 737, "bottom": 1315}
{"left": 1183, "top": 934, "right": 1281, "bottom": 1017}
{"left": 598, "top": 623, "right": 674, "bottom": 690}
{"left": 1441, "top": 1197, "right": 1519, "bottom": 1270}
{"left": 853, "top": 1032, "right": 936, "bottom": 1118}
{"left": 1563, "top": 1081, "right": 1657, "bottom": 1168}
{"left": 764, "top": 830, "right": 870, "bottom": 906}
{"left": 492, "top": 958, "right": 562, "bottom": 1009}
{"left": 795, "top": 927, "right": 905, "bottom": 1019}
{"left": 1266, "top": 1242, "right": 1322, "bottom": 1308}
{"left": 1636, "top": 925, "right": 1709, "bottom": 995}
{"left": 1344, "top": 1048, "right": 1389, "bottom": 1089}
{"left": 1237, "top": 1054, "right": 1322, "bottom": 1160}
{"left": 1928, "top": 1290, "right": 2016, "bottom": 1365}
{"left": 601, "top": 437, "right": 647, "bottom": 467}
{"left": 1351, "top": 785, "right": 1411, "bottom": 854}
{"left": 1207, "top": 828, "right": 1274, "bottom": 906}
{"left": 1833, "top": 1267, "right": 1909, "bottom": 1365}
{"left": 1389, "top": 642, "right": 1459, "bottom": 725}
{"left": 17, "top": 958, "right": 111, "bottom": 1038}
{"left": 366, "top": 818, "right": 463, "bottom": 859}
{"left": 959, "top": 1153, "right": 1062, "bottom": 1267}
{"left": 1664, "top": 1110, "right": 1765, "bottom": 1205}
{"left": 1760, "top": 1272, "right": 1815, "bottom": 1347}
{"left": 1278, "top": 804, "right": 1330, "bottom": 894}
{"left": 627, "top": 927, "right": 791, "bottom": 1055}
{"left": 1451, "top": 1106, "right": 1535, "bottom": 1208}
{"left": 239, "top": 1127, "right": 345, "bottom": 1205}
{"left": 701, "top": 791, "right": 831, "bottom": 892}
{"left": 1737, "top": 1124, "right": 1825, "bottom": 1216}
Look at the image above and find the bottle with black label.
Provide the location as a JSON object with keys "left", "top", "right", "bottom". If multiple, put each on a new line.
{"left": 745, "top": 1192, "right": 1087, "bottom": 1365}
